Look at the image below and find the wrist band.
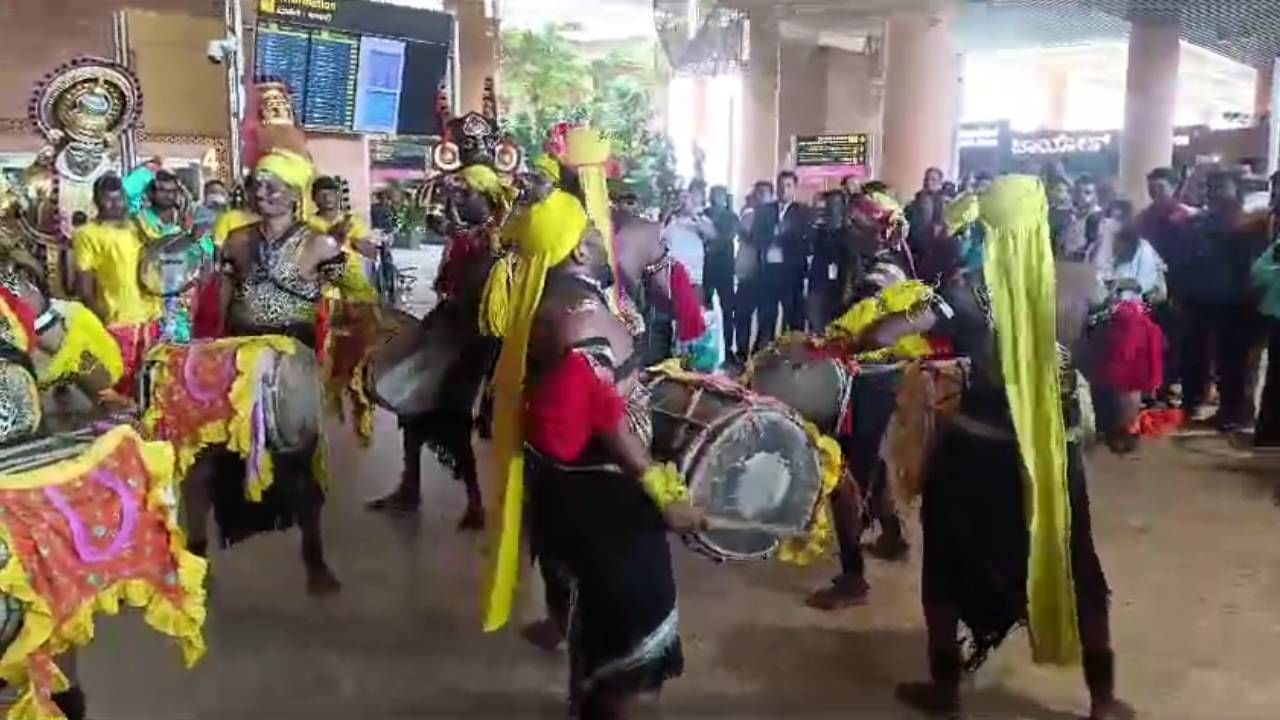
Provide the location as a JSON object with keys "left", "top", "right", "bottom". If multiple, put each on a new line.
{"left": 641, "top": 462, "right": 689, "bottom": 511}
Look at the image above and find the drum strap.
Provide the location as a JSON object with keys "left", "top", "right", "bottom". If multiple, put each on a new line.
{"left": 568, "top": 336, "right": 641, "bottom": 383}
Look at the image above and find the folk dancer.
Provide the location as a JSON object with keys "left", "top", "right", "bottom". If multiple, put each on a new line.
{"left": 481, "top": 187, "right": 705, "bottom": 719}
{"left": 367, "top": 91, "right": 520, "bottom": 523}
{"left": 366, "top": 164, "right": 515, "bottom": 523}
{"left": 858, "top": 176, "right": 1132, "bottom": 719}
{"left": 802, "top": 192, "right": 921, "bottom": 611}
{"left": 189, "top": 147, "right": 346, "bottom": 595}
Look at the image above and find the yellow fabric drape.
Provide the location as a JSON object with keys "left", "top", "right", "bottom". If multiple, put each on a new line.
{"left": 478, "top": 254, "right": 518, "bottom": 338}
{"left": 563, "top": 128, "right": 617, "bottom": 299}
{"left": 979, "top": 175, "right": 1080, "bottom": 666}
{"left": 482, "top": 190, "right": 589, "bottom": 632}
{"left": 944, "top": 192, "right": 981, "bottom": 237}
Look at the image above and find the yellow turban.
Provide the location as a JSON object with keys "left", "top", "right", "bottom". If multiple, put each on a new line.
{"left": 459, "top": 164, "right": 517, "bottom": 224}
{"left": 480, "top": 190, "right": 588, "bottom": 338}
{"left": 532, "top": 155, "right": 561, "bottom": 183}
{"left": 480, "top": 189, "right": 590, "bottom": 631}
{"left": 563, "top": 127, "right": 616, "bottom": 303}
{"left": 255, "top": 148, "right": 313, "bottom": 194}
{"left": 979, "top": 175, "right": 1079, "bottom": 667}
{"left": 256, "top": 148, "right": 315, "bottom": 218}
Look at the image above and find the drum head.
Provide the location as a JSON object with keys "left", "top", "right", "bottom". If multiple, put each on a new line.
{"left": 747, "top": 349, "right": 845, "bottom": 435}
{"left": 138, "top": 232, "right": 205, "bottom": 298}
{"left": 366, "top": 304, "right": 467, "bottom": 416}
{"left": 684, "top": 403, "right": 824, "bottom": 561}
{"left": 264, "top": 346, "right": 322, "bottom": 453}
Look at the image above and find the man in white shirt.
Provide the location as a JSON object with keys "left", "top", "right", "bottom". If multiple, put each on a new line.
{"left": 662, "top": 185, "right": 715, "bottom": 294}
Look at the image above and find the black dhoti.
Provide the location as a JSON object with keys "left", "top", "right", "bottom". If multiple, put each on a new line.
{"left": 921, "top": 421, "right": 1109, "bottom": 671}
{"left": 526, "top": 449, "right": 684, "bottom": 704}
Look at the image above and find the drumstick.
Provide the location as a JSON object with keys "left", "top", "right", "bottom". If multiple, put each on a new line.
{"left": 703, "top": 517, "right": 810, "bottom": 538}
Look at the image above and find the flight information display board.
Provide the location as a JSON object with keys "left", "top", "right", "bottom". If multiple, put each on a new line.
{"left": 303, "top": 29, "right": 360, "bottom": 130}
{"left": 795, "top": 133, "right": 870, "bottom": 168}
{"left": 255, "top": 22, "right": 310, "bottom": 111}
{"left": 254, "top": 17, "right": 445, "bottom": 136}
{"left": 354, "top": 36, "right": 405, "bottom": 134}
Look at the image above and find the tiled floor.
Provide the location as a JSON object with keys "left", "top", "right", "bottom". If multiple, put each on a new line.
{"left": 72, "top": 417, "right": 1280, "bottom": 719}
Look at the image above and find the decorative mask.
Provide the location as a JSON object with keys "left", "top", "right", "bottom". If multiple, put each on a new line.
{"left": 31, "top": 58, "right": 140, "bottom": 148}
{"left": 259, "top": 81, "right": 297, "bottom": 126}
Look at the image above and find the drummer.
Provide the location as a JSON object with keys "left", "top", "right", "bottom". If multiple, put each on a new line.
{"left": 800, "top": 194, "right": 920, "bottom": 612}
{"left": 72, "top": 174, "right": 164, "bottom": 393}
{"left": 859, "top": 176, "right": 1133, "bottom": 720}
{"left": 204, "top": 146, "right": 346, "bottom": 595}
{"left": 368, "top": 128, "right": 517, "bottom": 519}
{"left": 482, "top": 187, "right": 704, "bottom": 719}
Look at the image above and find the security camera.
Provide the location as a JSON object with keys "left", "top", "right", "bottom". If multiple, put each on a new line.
{"left": 207, "top": 38, "right": 236, "bottom": 64}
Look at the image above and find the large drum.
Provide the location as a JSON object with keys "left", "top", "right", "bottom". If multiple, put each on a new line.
{"left": 644, "top": 371, "right": 827, "bottom": 562}
{"left": 365, "top": 303, "right": 488, "bottom": 417}
{"left": 746, "top": 341, "right": 849, "bottom": 435}
{"left": 139, "top": 336, "right": 322, "bottom": 453}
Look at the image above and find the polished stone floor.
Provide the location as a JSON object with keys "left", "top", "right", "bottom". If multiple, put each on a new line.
{"left": 77, "top": 416, "right": 1280, "bottom": 719}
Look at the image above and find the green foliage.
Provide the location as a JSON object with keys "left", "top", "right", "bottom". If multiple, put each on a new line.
{"left": 499, "top": 24, "right": 678, "bottom": 215}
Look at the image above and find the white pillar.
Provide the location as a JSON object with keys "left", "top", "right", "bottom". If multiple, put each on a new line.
{"left": 880, "top": 10, "right": 959, "bottom": 199}
{"left": 738, "top": 13, "right": 780, "bottom": 193}
{"left": 1119, "top": 17, "right": 1180, "bottom": 205}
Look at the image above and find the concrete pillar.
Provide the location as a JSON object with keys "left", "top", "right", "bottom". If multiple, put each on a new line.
{"left": 1119, "top": 17, "right": 1180, "bottom": 206}
{"left": 738, "top": 13, "right": 781, "bottom": 194}
{"left": 450, "top": 0, "right": 499, "bottom": 115}
{"left": 1255, "top": 64, "right": 1273, "bottom": 121}
{"left": 778, "top": 41, "right": 830, "bottom": 168}
{"left": 880, "top": 10, "right": 959, "bottom": 200}
{"left": 825, "top": 47, "right": 879, "bottom": 137}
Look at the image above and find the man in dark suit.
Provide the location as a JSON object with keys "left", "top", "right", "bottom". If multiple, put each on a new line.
{"left": 749, "top": 170, "right": 814, "bottom": 349}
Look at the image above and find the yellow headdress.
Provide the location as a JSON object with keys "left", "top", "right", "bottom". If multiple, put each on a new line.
{"left": 248, "top": 81, "right": 315, "bottom": 218}
{"left": 563, "top": 127, "right": 616, "bottom": 295}
{"left": 481, "top": 189, "right": 590, "bottom": 631}
{"left": 979, "top": 175, "right": 1079, "bottom": 666}
{"left": 255, "top": 148, "right": 315, "bottom": 218}
{"left": 532, "top": 155, "right": 561, "bottom": 183}
{"left": 458, "top": 164, "right": 517, "bottom": 226}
